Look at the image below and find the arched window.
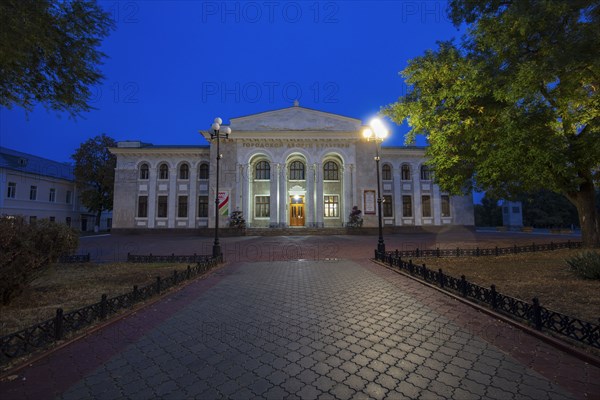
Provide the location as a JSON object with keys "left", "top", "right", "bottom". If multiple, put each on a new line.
{"left": 289, "top": 161, "right": 305, "bottom": 180}
{"left": 198, "top": 163, "right": 209, "bottom": 180}
{"left": 159, "top": 164, "right": 169, "bottom": 180}
{"left": 401, "top": 164, "right": 411, "bottom": 180}
{"left": 179, "top": 164, "right": 189, "bottom": 180}
{"left": 255, "top": 161, "right": 270, "bottom": 180}
{"left": 139, "top": 163, "right": 149, "bottom": 180}
{"left": 382, "top": 164, "right": 392, "bottom": 181}
{"left": 420, "top": 165, "right": 431, "bottom": 180}
{"left": 323, "top": 161, "right": 339, "bottom": 181}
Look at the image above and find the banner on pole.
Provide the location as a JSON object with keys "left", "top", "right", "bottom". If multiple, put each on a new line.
{"left": 218, "top": 191, "right": 229, "bottom": 216}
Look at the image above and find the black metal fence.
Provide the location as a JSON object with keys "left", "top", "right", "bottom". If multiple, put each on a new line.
{"left": 375, "top": 250, "right": 600, "bottom": 349}
{"left": 58, "top": 253, "right": 90, "bottom": 263}
{"left": 127, "top": 253, "right": 212, "bottom": 263}
{"left": 0, "top": 256, "right": 221, "bottom": 366}
{"left": 386, "top": 240, "right": 583, "bottom": 259}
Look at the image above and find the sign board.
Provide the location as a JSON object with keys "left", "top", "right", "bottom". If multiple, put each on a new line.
{"left": 218, "top": 191, "right": 229, "bottom": 216}
{"left": 364, "top": 190, "right": 376, "bottom": 215}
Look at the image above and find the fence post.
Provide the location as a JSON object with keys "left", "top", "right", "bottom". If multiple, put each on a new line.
{"left": 456, "top": 247, "right": 460, "bottom": 257}
{"left": 100, "top": 294, "right": 108, "bottom": 319}
{"left": 532, "top": 242, "right": 536, "bottom": 252}
{"left": 409, "top": 259, "right": 414, "bottom": 274}
{"left": 532, "top": 297, "right": 542, "bottom": 330}
{"left": 374, "top": 249, "right": 378, "bottom": 260}
{"left": 127, "top": 252, "right": 131, "bottom": 262}
{"left": 490, "top": 285, "right": 497, "bottom": 309}
{"left": 495, "top": 246, "right": 499, "bottom": 257}
{"left": 389, "top": 254, "right": 393, "bottom": 267}
{"left": 173, "top": 270, "right": 178, "bottom": 285}
{"left": 54, "top": 308, "right": 64, "bottom": 340}
{"left": 438, "top": 269, "right": 444, "bottom": 288}
{"left": 156, "top": 276, "right": 161, "bottom": 294}
{"left": 476, "top": 247, "right": 480, "bottom": 257}
{"left": 133, "top": 285, "right": 139, "bottom": 302}
{"left": 422, "top": 264, "right": 427, "bottom": 281}
{"left": 460, "top": 275, "right": 468, "bottom": 297}
{"left": 513, "top": 245, "right": 518, "bottom": 254}
{"left": 187, "top": 265, "right": 191, "bottom": 280}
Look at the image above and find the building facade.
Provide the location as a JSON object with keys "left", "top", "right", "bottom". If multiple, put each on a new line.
{"left": 110, "top": 105, "right": 474, "bottom": 231}
{"left": 0, "top": 147, "right": 111, "bottom": 231}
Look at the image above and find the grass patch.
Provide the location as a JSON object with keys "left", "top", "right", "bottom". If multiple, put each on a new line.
{"left": 420, "top": 249, "right": 600, "bottom": 324}
{"left": 0, "top": 262, "right": 191, "bottom": 336}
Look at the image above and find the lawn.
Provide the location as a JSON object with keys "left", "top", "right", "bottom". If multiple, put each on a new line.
{"left": 417, "top": 249, "right": 600, "bottom": 324}
{"left": 0, "top": 262, "right": 194, "bottom": 336}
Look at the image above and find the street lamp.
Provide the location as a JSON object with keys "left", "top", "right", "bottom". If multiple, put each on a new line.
{"left": 209, "top": 117, "right": 231, "bottom": 259}
{"left": 363, "top": 118, "right": 389, "bottom": 255}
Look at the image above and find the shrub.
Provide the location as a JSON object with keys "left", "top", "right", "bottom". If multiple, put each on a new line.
{"left": 566, "top": 251, "right": 600, "bottom": 280}
{"left": 0, "top": 216, "right": 79, "bottom": 304}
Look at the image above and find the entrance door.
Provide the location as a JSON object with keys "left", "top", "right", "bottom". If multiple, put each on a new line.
{"left": 289, "top": 195, "right": 305, "bottom": 226}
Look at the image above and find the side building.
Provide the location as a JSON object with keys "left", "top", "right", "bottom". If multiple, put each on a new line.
{"left": 110, "top": 105, "right": 474, "bottom": 231}
{"left": 0, "top": 146, "right": 111, "bottom": 231}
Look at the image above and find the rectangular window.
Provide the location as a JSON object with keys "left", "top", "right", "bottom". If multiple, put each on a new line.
{"left": 324, "top": 195, "right": 339, "bottom": 217}
{"left": 7, "top": 182, "right": 16, "bottom": 198}
{"left": 422, "top": 195, "right": 432, "bottom": 218}
{"left": 402, "top": 195, "right": 413, "bottom": 217}
{"left": 255, "top": 196, "right": 270, "bottom": 218}
{"left": 30, "top": 185, "right": 37, "bottom": 200}
{"left": 178, "top": 195, "right": 188, "bottom": 218}
{"left": 138, "top": 196, "right": 148, "bottom": 218}
{"left": 66, "top": 190, "right": 72, "bottom": 204}
{"left": 49, "top": 188, "right": 56, "bottom": 202}
{"left": 198, "top": 195, "right": 208, "bottom": 218}
{"left": 512, "top": 206, "right": 520, "bottom": 213}
{"left": 157, "top": 196, "right": 168, "bottom": 218}
{"left": 383, "top": 195, "right": 393, "bottom": 217}
{"left": 441, "top": 195, "right": 451, "bottom": 217}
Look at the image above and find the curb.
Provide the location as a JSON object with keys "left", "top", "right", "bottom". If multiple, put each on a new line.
{"left": 371, "top": 259, "right": 600, "bottom": 369}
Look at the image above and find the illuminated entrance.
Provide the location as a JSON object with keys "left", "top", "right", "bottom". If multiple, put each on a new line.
{"left": 289, "top": 195, "right": 305, "bottom": 226}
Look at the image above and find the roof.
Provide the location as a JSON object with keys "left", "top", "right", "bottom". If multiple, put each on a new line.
{"left": 0, "top": 147, "right": 75, "bottom": 181}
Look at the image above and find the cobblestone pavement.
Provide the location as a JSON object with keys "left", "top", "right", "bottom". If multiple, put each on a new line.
{"left": 2, "top": 256, "right": 598, "bottom": 399}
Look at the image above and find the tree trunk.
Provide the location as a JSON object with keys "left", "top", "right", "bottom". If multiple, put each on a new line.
{"left": 567, "top": 179, "right": 600, "bottom": 248}
{"left": 95, "top": 210, "right": 102, "bottom": 232}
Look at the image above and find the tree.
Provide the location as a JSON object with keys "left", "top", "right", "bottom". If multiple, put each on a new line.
{"left": 0, "top": 0, "right": 113, "bottom": 116}
{"left": 0, "top": 216, "right": 78, "bottom": 305}
{"left": 72, "top": 134, "right": 117, "bottom": 230}
{"left": 474, "top": 195, "right": 502, "bottom": 227}
{"left": 383, "top": 0, "right": 600, "bottom": 247}
{"left": 517, "top": 190, "right": 579, "bottom": 228}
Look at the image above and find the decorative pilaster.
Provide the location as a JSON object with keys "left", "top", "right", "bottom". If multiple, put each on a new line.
{"left": 413, "top": 163, "right": 422, "bottom": 226}
{"left": 147, "top": 165, "right": 156, "bottom": 228}
{"left": 306, "top": 163, "right": 315, "bottom": 227}
{"left": 188, "top": 161, "right": 198, "bottom": 227}
{"left": 270, "top": 163, "right": 279, "bottom": 227}
{"left": 279, "top": 163, "right": 287, "bottom": 227}
{"left": 315, "top": 162, "right": 323, "bottom": 228}
{"left": 393, "top": 165, "right": 402, "bottom": 226}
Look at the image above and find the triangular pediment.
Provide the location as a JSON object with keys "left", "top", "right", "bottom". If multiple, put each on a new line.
{"left": 230, "top": 106, "right": 362, "bottom": 132}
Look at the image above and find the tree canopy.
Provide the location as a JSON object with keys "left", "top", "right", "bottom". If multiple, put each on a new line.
{"left": 71, "top": 134, "right": 117, "bottom": 228}
{"left": 384, "top": 0, "right": 600, "bottom": 247}
{"left": 0, "top": 0, "right": 113, "bottom": 116}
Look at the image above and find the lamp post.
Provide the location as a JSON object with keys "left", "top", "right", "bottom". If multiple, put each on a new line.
{"left": 363, "top": 118, "right": 389, "bottom": 255}
{"left": 209, "top": 117, "right": 231, "bottom": 259}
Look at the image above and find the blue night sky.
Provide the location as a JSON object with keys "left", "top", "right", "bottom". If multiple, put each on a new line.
{"left": 1, "top": 1, "right": 461, "bottom": 162}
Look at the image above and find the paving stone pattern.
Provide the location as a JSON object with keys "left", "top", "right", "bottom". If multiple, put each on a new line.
{"left": 57, "top": 260, "right": 575, "bottom": 400}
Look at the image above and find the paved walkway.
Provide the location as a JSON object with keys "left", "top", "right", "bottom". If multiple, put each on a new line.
{"left": 2, "top": 255, "right": 598, "bottom": 399}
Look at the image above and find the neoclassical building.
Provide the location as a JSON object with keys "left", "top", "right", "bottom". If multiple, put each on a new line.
{"left": 110, "top": 105, "right": 474, "bottom": 231}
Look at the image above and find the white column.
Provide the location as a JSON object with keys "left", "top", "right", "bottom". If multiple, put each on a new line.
{"left": 343, "top": 164, "right": 352, "bottom": 226}
{"left": 241, "top": 163, "right": 250, "bottom": 227}
{"left": 306, "top": 163, "right": 315, "bottom": 227}
{"left": 279, "top": 163, "right": 287, "bottom": 227}
{"left": 270, "top": 163, "right": 279, "bottom": 227}
{"left": 315, "top": 162, "right": 323, "bottom": 228}
{"left": 433, "top": 184, "right": 441, "bottom": 225}
{"left": 188, "top": 161, "right": 198, "bottom": 228}
{"left": 393, "top": 165, "right": 402, "bottom": 226}
{"left": 413, "top": 163, "right": 422, "bottom": 226}
{"left": 147, "top": 165, "right": 156, "bottom": 228}
{"left": 167, "top": 164, "right": 176, "bottom": 228}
